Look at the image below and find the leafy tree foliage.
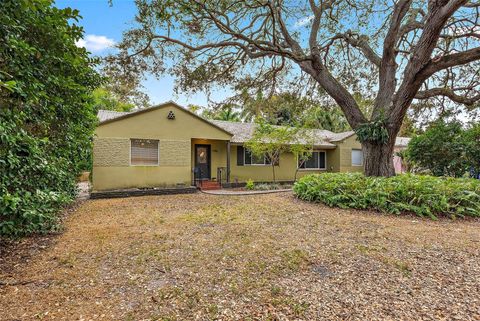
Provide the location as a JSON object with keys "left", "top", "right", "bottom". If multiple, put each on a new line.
{"left": 245, "top": 120, "right": 313, "bottom": 182}
{"left": 406, "top": 120, "right": 480, "bottom": 177}
{"left": 111, "top": 0, "right": 480, "bottom": 177}
{"left": 464, "top": 124, "right": 480, "bottom": 175}
{"left": 92, "top": 88, "right": 135, "bottom": 113}
{"left": 0, "top": 0, "right": 101, "bottom": 236}
{"left": 245, "top": 121, "right": 298, "bottom": 182}
{"left": 201, "top": 104, "right": 242, "bottom": 121}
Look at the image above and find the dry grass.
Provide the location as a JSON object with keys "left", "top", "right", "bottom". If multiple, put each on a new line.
{"left": 1, "top": 192, "right": 480, "bottom": 320}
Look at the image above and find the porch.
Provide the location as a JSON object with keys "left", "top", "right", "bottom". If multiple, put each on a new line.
{"left": 191, "top": 138, "right": 231, "bottom": 189}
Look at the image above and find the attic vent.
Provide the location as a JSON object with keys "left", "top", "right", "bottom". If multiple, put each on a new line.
{"left": 167, "top": 111, "right": 175, "bottom": 120}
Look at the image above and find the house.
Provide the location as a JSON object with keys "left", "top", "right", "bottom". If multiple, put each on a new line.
{"left": 93, "top": 101, "right": 410, "bottom": 191}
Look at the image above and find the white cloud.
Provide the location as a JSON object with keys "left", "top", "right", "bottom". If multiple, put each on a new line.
{"left": 294, "top": 15, "right": 314, "bottom": 28}
{"left": 75, "top": 34, "right": 116, "bottom": 52}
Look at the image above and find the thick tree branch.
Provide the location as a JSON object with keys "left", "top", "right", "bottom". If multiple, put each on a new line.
{"left": 416, "top": 87, "right": 480, "bottom": 105}
{"left": 391, "top": 0, "right": 469, "bottom": 125}
{"left": 375, "top": 0, "right": 413, "bottom": 116}
{"left": 335, "top": 33, "right": 382, "bottom": 67}
{"left": 420, "top": 47, "right": 480, "bottom": 77}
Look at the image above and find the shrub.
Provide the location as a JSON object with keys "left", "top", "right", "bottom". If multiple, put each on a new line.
{"left": 254, "top": 183, "right": 280, "bottom": 191}
{"left": 293, "top": 173, "right": 480, "bottom": 219}
{"left": 0, "top": 1, "right": 101, "bottom": 236}
{"left": 245, "top": 179, "right": 255, "bottom": 190}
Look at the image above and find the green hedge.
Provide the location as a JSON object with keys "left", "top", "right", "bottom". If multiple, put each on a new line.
{"left": 293, "top": 173, "right": 480, "bottom": 219}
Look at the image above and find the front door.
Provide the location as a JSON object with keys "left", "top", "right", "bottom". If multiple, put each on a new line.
{"left": 195, "top": 144, "right": 211, "bottom": 180}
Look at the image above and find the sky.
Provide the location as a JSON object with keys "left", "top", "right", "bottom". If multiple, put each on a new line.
{"left": 56, "top": 0, "right": 228, "bottom": 107}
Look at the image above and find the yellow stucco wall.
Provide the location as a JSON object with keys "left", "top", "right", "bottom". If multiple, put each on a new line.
{"left": 93, "top": 104, "right": 231, "bottom": 191}
{"left": 335, "top": 134, "right": 364, "bottom": 173}
{"left": 229, "top": 145, "right": 333, "bottom": 182}
{"left": 93, "top": 103, "right": 367, "bottom": 189}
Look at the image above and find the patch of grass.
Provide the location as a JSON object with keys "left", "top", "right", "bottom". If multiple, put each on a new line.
{"left": 281, "top": 248, "right": 309, "bottom": 271}
{"left": 206, "top": 303, "right": 219, "bottom": 318}
{"left": 271, "top": 296, "right": 310, "bottom": 317}
{"left": 270, "top": 285, "right": 282, "bottom": 296}
{"left": 356, "top": 244, "right": 412, "bottom": 276}
{"left": 58, "top": 253, "right": 77, "bottom": 268}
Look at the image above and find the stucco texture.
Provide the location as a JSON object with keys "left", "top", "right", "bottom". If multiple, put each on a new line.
{"left": 92, "top": 102, "right": 368, "bottom": 190}
{"left": 229, "top": 145, "right": 333, "bottom": 183}
{"left": 93, "top": 104, "right": 231, "bottom": 191}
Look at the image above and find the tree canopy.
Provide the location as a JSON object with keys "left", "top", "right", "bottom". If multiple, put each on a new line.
{"left": 0, "top": 0, "right": 101, "bottom": 236}
{"left": 406, "top": 120, "right": 480, "bottom": 177}
{"left": 111, "top": 0, "right": 480, "bottom": 176}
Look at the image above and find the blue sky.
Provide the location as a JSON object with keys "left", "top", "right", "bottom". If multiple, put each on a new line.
{"left": 56, "top": 0, "right": 228, "bottom": 107}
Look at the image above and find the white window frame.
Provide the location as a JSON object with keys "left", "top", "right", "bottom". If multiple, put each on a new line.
{"left": 244, "top": 148, "right": 270, "bottom": 166}
{"left": 129, "top": 138, "right": 160, "bottom": 166}
{"left": 351, "top": 149, "right": 363, "bottom": 166}
{"left": 298, "top": 150, "right": 327, "bottom": 170}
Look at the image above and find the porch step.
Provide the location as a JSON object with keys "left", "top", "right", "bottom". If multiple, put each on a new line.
{"left": 198, "top": 180, "right": 221, "bottom": 190}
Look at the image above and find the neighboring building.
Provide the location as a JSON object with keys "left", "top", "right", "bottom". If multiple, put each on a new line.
{"left": 93, "top": 102, "right": 410, "bottom": 191}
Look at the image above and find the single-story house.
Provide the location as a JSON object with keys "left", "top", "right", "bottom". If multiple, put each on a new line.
{"left": 93, "top": 101, "right": 410, "bottom": 191}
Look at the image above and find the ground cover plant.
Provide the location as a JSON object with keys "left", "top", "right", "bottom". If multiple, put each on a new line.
{"left": 294, "top": 173, "right": 480, "bottom": 219}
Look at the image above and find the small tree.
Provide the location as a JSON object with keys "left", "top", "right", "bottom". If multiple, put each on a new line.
{"left": 245, "top": 121, "right": 299, "bottom": 183}
{"left": 290, "top": 133, "right": 316, "bottom": 182}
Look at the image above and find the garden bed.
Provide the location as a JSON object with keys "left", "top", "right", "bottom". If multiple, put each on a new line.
{"left": 294, "top": 173, "right": 480, "bottom": 219}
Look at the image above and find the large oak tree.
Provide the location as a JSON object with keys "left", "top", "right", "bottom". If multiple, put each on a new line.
{"left": 113, "top": 0, "right": 480, "bottom": 176}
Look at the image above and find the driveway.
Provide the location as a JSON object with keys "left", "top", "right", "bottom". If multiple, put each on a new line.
{"left": 1, "top": 193, "right": 479, "bottom": 320}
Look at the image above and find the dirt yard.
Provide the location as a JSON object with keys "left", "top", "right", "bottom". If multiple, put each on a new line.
{"left": 1, "top": 192, "right": 479, "bottom": 320}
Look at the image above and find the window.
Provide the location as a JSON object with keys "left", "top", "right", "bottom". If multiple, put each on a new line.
{"left": 351, "top": 149, "right": 363, "bottom": 166}
{"left": 130, "top": 139, "right": 159, "bottom": 165}
{"left": 298, "top": 151, "right": 326, "bottom": 169}
{"left": 244, "top": 148, "right": 276, "bottom": 165}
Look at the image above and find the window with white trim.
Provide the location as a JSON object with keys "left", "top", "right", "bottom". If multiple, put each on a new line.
{"left": 244, "top": 148, "right": 275, "bottom": 165}
{"left": 298, "top": 151, "right": 326, "bottom": 169}
{"left": 351, "top": 149, "right": 363, "bottom": 166}
{"left": 130, "top": 139, "right": 159, "bottom": 165}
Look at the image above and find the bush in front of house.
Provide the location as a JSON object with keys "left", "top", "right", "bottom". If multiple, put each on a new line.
{"left": 0, "top": 1, "right": 101, "bottom": 237}
{"left": 293, "top": 173, "right": 480, "bottom": 219}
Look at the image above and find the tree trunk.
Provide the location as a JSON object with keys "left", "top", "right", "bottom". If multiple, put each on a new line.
{"left": 272, "top": 163, "right": 276, "bottom": 183}
{"left": 362, "top": 140, "right": 396, "bottom": 177}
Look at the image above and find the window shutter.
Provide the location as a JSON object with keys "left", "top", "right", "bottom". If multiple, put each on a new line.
{"left": 237, "top": 145, "right": 244, "bottom": 166}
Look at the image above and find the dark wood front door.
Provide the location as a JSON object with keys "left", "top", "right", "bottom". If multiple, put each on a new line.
{"left": 195, "top": 144, "right": 211, "bottom": 180}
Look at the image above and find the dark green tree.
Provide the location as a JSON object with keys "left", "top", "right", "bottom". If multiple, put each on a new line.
{"left": 406, "top": 121, "right": 468, "bottom": 177}
{"left": 0, "top": 0, "right": 101, "bottom": 236}
{"left": 464, "top": 123, "right": 480, "bottom": 174}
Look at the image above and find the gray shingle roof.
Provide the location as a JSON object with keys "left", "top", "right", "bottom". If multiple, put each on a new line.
{"left": 210, "top": 120, "right": 336, "bottom": 148}
{"left": 97, "top": 110, "right": 131, "bottom": 122}
{"left": 96, "top": 109, "right": 410, "bottom": 148}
